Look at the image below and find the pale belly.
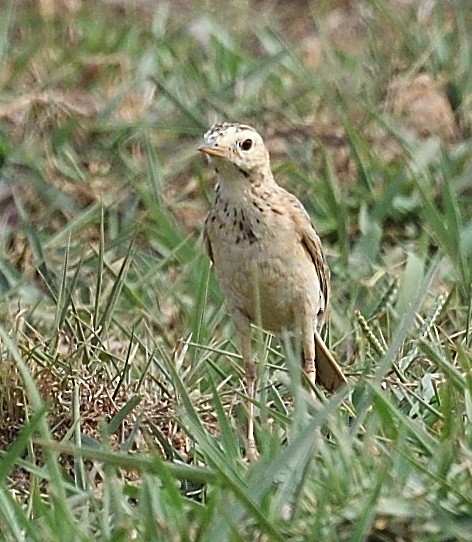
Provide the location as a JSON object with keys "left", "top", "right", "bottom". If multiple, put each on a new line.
{"left": 212, "top": 236, "right": 322, "bottom": 333}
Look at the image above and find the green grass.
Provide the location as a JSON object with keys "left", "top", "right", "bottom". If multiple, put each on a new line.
{"left": 0, "top": 1, "right": 471, "bottom": 540}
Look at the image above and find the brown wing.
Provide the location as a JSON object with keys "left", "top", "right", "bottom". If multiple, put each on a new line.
{"left": 288, "top": 195, "right": 331, "bottom": 316}
{"left": 288, "top": 193, "right": 347, "bottom": 390}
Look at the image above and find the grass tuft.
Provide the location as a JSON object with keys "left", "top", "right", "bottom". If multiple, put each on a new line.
{"left": 0, "top": 1, "right": 471, "bottom": 540}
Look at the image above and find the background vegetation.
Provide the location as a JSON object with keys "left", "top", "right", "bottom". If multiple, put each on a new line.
{"left": 0, "top": 0, "right": 471, "bottom": 540}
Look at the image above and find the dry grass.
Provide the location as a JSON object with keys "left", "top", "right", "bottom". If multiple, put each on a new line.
{"left": 0, "top": 1, "right": 471, "bottom": 540}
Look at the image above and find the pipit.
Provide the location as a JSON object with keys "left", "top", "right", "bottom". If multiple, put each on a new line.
{"left": 199, "top": 122, "right": 347, "bottom": 458}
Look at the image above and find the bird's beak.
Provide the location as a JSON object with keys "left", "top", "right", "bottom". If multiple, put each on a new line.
{"left": 198, "top": 144, "right": 228, "bottom": 158}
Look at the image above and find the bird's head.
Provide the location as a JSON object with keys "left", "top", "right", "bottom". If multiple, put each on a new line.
{"left": 198, "top": 122, "right": 270, "bottom": 178}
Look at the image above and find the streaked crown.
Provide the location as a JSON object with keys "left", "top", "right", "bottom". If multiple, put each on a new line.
{"left": 199, "top": 122, "right": 270, "bottom": 175}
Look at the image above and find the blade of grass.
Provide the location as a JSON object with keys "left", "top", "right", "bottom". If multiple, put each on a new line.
{"left": 0, "top": 327, "right": 74, "bottom": 529}
{"left": 0, "top": 406, "right": 47, "bottom": 483}
{"left": 35, "top": 439, "right": 216, "bottom": 485}
{"left": 351, "top": 254, "right": 440, "bottom": 432}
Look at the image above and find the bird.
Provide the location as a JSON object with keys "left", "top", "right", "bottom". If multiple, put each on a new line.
{"left": 199, "top": 122, "right": 347, "bottom": 459}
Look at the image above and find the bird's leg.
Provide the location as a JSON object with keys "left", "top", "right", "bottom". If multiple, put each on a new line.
{"left": 302, "top": 316, "right": 317, "bottom": 396}
{"left": 245, "top": 356, "right": 258, "bottom": 459}
{"left": 237, "top": 321, "right": 259, "bottom": 460}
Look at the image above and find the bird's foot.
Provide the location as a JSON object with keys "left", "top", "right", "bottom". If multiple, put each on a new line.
{"left": 246, "top": 438, "right": 260, "bottom": 461}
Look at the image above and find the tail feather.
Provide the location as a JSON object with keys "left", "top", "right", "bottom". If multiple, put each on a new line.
{"left": 314, "top": 331, "right": 348, "bottom": 392}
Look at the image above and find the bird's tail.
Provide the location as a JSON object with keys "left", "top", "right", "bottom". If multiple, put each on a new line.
{"left": 314, "top": 331, "right": 348, "bottom": 392}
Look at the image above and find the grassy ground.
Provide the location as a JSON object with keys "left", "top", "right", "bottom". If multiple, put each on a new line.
{"left": 0, "top": 0, "right": 472, "bottom": 540}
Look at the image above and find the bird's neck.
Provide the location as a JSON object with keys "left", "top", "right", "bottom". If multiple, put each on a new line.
{"left": 215, "top": 164, "right": 275, "bottom": 203}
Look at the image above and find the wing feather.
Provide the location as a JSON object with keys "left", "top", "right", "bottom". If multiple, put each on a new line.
{"left": 288, "top": 196, "right": 331, "bottom": 317}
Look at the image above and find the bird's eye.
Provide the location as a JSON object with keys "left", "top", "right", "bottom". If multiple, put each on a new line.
{"left": 240, "top": 138, "right": 253, "bottom": 151}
